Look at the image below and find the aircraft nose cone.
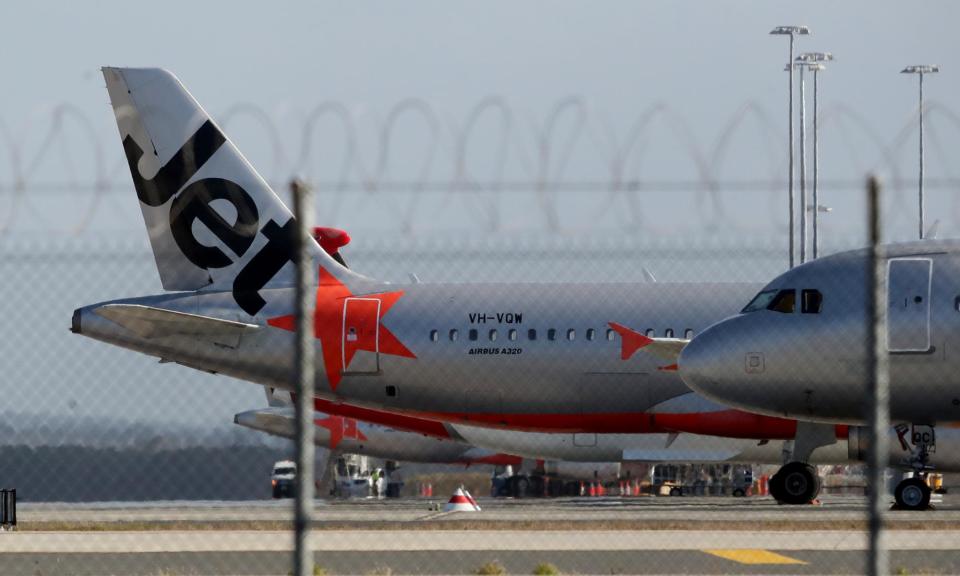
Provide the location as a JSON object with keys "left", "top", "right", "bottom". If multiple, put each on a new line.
{"left": 678, "top": 324, "right": 738, "bottom": 404}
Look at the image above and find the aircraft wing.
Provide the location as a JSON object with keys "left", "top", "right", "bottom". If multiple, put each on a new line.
{"left": 94, "top": 304, "right": 260, "bottom": 339}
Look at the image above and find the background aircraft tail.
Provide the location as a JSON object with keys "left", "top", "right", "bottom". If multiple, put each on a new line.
{"left": 102, "top": 67, "right": 355, "bottom": 316}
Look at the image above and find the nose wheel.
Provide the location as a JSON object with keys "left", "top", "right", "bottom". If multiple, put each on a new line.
{"left": 894, "top": 477, "right": 932, "bottom": 511}
{"left": 769, "top": 462, "right": 821, "bottom": 505}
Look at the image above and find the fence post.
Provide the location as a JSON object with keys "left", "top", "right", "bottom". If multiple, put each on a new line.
{"left": 866, "top": 175, "right": 889, "bottom": 576}
{"left": 292, "top": 179, "right": 316, "bottom": 576}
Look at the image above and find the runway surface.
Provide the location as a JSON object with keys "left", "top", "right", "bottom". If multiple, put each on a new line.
{"left": 16, "top": 492, "right": 960, "bottom": 529}
{"left": 5, "top": 494, "right": 960, "bottom": 575}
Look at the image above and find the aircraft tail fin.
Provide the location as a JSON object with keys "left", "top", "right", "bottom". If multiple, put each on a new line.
{"left": 102, "top": 67, "right": 355, "bottom": 316}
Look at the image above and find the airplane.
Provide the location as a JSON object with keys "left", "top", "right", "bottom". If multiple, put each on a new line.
{"left": 246, "top": 386, "right": 960, "bottom": 506}
{"left": 670, "top": 240, "right": 960, "bottom": 509}
{"left": 235, "top": 389, "right": 521, "bottom": 468}
{"left": 69, "top": 67, "right": 946, "bottom": 509}
{"left": 237, "top": 387, "right": 627, "bottom": 495}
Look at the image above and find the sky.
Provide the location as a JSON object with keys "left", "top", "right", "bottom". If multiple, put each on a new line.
{"left": 0, "top": 1, "right": 957, "bottom": 240}
{"left": 0, "top": 1, "right": 957, "bottom": 239}
{"left": 2, "top": 1, "right": 959, "bottom": 433}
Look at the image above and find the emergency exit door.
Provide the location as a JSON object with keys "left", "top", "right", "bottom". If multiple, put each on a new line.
{"left": 887, "top": 258, "right": 932, "bottom": 352}
{"left": 342, "top": 297, "right": 381, "bottom": 374}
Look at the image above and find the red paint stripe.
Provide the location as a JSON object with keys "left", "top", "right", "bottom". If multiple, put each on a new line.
{"left": 309, "top": 396, "right": 453, "bottom": 439}
{"left": 303, "top": 396, "right": 840, "bottom": 443}
{"left": 650, "top": 410, "right": 798, "bottom": 439}
{"left": 404, "top": 408, "right": 817, "bottom": 440}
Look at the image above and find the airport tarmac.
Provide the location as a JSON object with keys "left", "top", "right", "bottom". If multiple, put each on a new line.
{"left": 16, "top": 493, "right": 960, "bottom": 529}
{"left": 5, "top": 495, "right": 960, "bottom": 575}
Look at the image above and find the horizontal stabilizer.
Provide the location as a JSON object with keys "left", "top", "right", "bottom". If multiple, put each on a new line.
{"left": 94, "top": 304, "right": 260, "bottom": 339}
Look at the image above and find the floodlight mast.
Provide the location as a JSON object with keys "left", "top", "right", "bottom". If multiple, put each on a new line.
{"left": 901, "top": 65, "right": 940, "bottom": 239}
{"left": 796, "top": 52, "right": 833, "bottom": 259}
{"left": 798, "top": 62, "right": 808, "bottom": 264}
{"left": 770, "top": 26, "right": 810, "bottom": 269}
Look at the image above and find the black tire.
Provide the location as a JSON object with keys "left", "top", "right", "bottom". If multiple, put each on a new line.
{"left": 768, "top": 472, "right": 785, "bottom": 502}
{"left": 669, "top": 486, "right": 683, "bottom": 497}
{"left": 895, "top": 477, "right": 931, "bottom": 511}
{"left": 776, "top": 462, "right": 820, "bottom": 505}
{"left": 530, "top": 476, "right": 546, "bottom": 498}
{"left": 732, "top": 488, "right": 746, "bottom": 497}
{"left": 515, "top": 476, "right": 530, "bottom": 498}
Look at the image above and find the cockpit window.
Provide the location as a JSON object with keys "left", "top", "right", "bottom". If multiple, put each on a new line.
{"left": 801, "top": 289, "right": 823, "bottom": 314}
{"left": 767, "top": 289, "right": 796, "bottom": 313}
{"left": 741, "top": 289, "right": 778, "bottom": 313}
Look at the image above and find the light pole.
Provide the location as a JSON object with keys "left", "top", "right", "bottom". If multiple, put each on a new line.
{"left": 770, "top": 26, "right": 810, "bottom": 269}
{"left": 901, "top": 65, "right": 940, "bottom": 239}
{"left": 797, "top": 52, "right": 833, "bottom": 259}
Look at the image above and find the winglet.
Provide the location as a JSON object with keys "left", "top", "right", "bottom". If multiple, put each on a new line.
{"left": 609, "top": 322, "right": 654, "bottom": 360}
{"left": 608, "top": 322, "right": 689, "bottom": 364}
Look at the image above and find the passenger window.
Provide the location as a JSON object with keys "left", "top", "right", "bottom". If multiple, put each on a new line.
{"left": 528, "top": 329, "right": 537, "bottom": 341}
{"left": 768, "top": 289, "right": 796, "bottom": 313}
{"left": 489, "top": 329, "right": 498, "bottom": 341}
{"left": 566, "top": 329, "right": 576, "bottom": 341}
{"left": 449, "top": 329, "right": 459, "bottom": 341}
{"left": 606, "top": 329, "right": 615, "bottom": 341}
{"left": 801, "top": 289, "right": 823, "bottom": 314}
{"left": 664, "top": 328, "right": 674, "bottom": 338}
{"left": 547, "top": 329, "right": 557, "bottom": 341}
{"left": 645, "top": 329, "right": 655, "bottom": 337}
{"left": 586, "top": 328, "right": 596, "bottom": 341}
{"left": 469, "top": 329, "right": 478, "bottom": 341}
{"left": 430, "top": 330, "right": 438, "bottom": 342}
{"left": 684, "top": 329, "right": 694, "bottom": 339}
{"left": 508, "top": 329, "right": 518, "bottom": 341}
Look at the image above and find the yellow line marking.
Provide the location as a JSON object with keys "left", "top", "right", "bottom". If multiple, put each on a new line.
{"left": 704, "top": 549, "right": 808, "bottom": 565}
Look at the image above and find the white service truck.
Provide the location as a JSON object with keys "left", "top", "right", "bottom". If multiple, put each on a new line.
{"left": 271, "top": 460, "right": 297, "bottom": 499}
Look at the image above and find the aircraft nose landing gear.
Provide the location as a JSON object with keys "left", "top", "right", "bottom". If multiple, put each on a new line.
{"left": 769, "top": 462, "right": 821, "bottom": 505}
{"left": 894, "top": 476, "right": 931, "bottom": 511}
{"left": 892, "top": 424, "right": 935, "bottom": 511}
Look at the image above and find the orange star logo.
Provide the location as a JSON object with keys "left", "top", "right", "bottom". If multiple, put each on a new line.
{"left": 267, "top": 268, "right": 416, "bottom": 390}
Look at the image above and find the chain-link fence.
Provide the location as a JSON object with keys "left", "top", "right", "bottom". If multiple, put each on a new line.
{"left": 2, "top": 97, "right": 959, "bottom": 574}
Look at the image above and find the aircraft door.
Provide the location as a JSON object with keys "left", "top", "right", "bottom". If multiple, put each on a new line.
{"left": 887, "top": 258, "right": 932, "bottom": 352}
{"left": 342, "top": 297, "right": 381, "bottom": 374}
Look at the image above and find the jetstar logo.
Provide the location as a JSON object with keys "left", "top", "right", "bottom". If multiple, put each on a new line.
{"left": 315, "top": 415, "right": 367, "bottom": 450}
{"left": 123, "top": 120, "right": 295, "bottom": 316}
{"left": 267, "top": 268, "right": 416, "bottom": 390}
